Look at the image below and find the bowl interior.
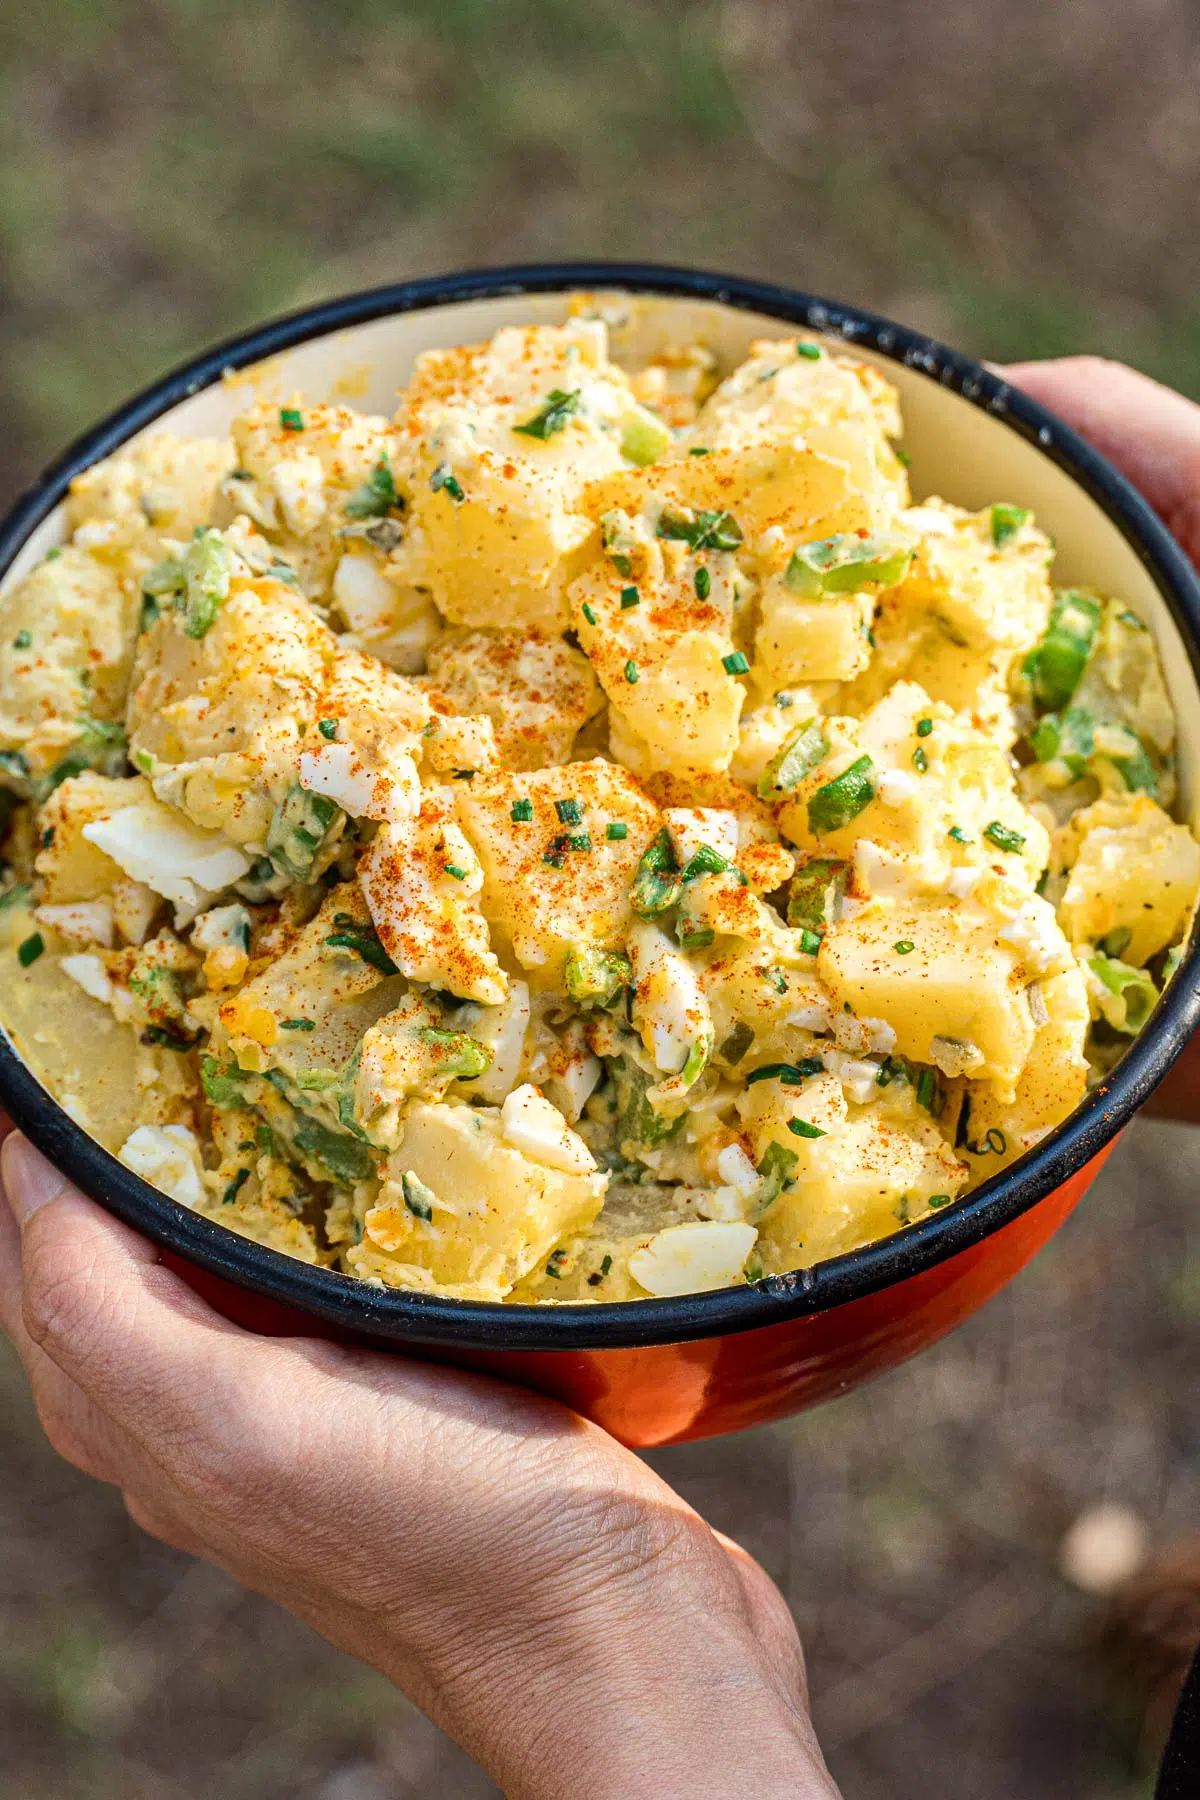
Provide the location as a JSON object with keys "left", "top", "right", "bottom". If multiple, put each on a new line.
{"left": 2, "top": 276, "right": 1199, "bottom": 1349}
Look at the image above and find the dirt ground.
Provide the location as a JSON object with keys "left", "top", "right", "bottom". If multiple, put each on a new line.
{"left": 1, "top": 3, "right": 1199, "bottom": 1795}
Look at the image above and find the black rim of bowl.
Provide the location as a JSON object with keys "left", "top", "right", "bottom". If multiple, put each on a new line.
{"left": 1, "top": 261, "right": 1198, "bottom": 1355}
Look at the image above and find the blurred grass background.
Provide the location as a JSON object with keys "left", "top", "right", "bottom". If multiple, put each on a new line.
{"left": 2, "top": 1, "right": 1200, "bottom": 1795}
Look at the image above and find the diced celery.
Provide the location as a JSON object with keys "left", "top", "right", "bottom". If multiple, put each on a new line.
{"left": 620, "top": 408, "right": 672, "bottom": 467}
{"left": 752, "top": 1141, "right": 798, "bottom": 1219}
{"left": 1023, "top": 587, "right": 1102, "bottom": 713}
{"left": 1028, "top": 705, "right": 1094, "bottom": 779}
{"left": 989, "top": 503, "right": 1031, "bottom": 547}
{"left": 807, "top": 756, "right": 875, "bottom": 835}
{"left": 564, "top": 946, "right": 632, "bottom": 1006}
{"left": 784, "top": 533, "right": 912, "bottom": 598}
{"left": 631, "top": 829, "right": 682, "bottom": 916}
{"left": 417, "top": 1025, "right": 493, "bottom": 1080}
{"left": 293, "top": 1116, "right": 376, "bottom": 1185}
{"left": 786, "top": 857, "right": 846, "bottom": 930}
{"left": 267, "top": 785, "right": 343, "bottom": 881}
{"left": 757, "top": 719, "right": 830, "bottom": 799}
{"left": 1092, "top": 721, "right": 1157, "bottom": 796}
{"left": 1089, "top": 955, "right": 1159, "bottom": 1033}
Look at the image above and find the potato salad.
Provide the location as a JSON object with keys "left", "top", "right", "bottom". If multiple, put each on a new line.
{"left": 0, "top": 302, "right": 1196, "bottom": 1304}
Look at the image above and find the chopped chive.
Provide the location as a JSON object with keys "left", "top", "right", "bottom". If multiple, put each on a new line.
{"left": 279, "top": 406, "right": 304, "bottom": 431}
{"left": 763, "top": 967, "right": 787, "bottom": 995}
{"left": 912, "top": 747, "right": 928, "bottom": 772}
{"left": 581, "top": 602, "right": 597, "bottom": 626}
{"left": 12, "top": 629, "right": 31, "bottom": 650}
{"left": 916, "top": 717, "right": 933, "bottom": 737}
{"left": 221, "top": 1168, "right": 251, "bottom": 1205}
{"left": 948, "top": 825, "right": 970, "bottom": 844}
{"left": 610, "top": 553, "right": 632, "bottom": 577}
{"left": 606, "top": 821, "right": 628, "bottom": 841}
{"left": 543, "top": 852, "right": 566, "bottom": 869}
{"left": 555, "top": 798, "right": 583, "bottom": 825}
{"left": 746, "top": 1058, "right": 825, "bottom": 1086}
{"left": 722, "top": 650, "right": 751, "bottom": 676}
{"left": 787, "top": 1118, "right": 825, "bottom": 1138}
{"left": 894, "top": 446, "right": 912, "bottom": 468}
{"left": 430, "top": 463, "right": 465, "bottom": 502}
{"left": 511, "top": 798, "right": 534, "bottom": 823}
{"left": 444, "top": 862, "right": 469, "bottom": 880}
{"left": 620, "top": 585, "right": 640, "bottom": 608}
{"left": 566, "top": 832, "right": 592, "bottom": 852}
{"left": 452, "top": 769, "right": 476, "bottom": 781}
{"left": 983, "top": 821, "right": 1026, "bottom": 854}
{"left": 624, "top": 660, "right": 639, "bottom": 683}
{"left": 689, "top": 446, "right": 711, "bottom": 456}
{"left": 17, "top": 933, "right": 44, "bottom": 967}
{"left": 928, "top": 1193, "right": 952, "bottom": 1209}
{"left": 317, "top": 718, "right": 338, "bottom": 741}
{"left": 796, "top": 342, "right": 822, "bottom": 360}
{"left": 280, "top": 1018, "right": 316, "bottom": 1031}
{"left": 798, "top": 927, "right": 823, "bottom": 955}
{"left": 894, "top": 940, "right": 915, "bottom": 955}
{"left": 694, "top": 566, "right": 711, "bottom": 600}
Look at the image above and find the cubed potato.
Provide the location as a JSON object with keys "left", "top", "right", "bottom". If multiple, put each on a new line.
{"left": 424, "top": 627, "right": 603, "bottom": 769}
{"left": 0, "top": 548, "right": 139, "bottom": 782}
{"left": 128, "top": 573, "right": 336, "bottom": 847}
{"left": 758, "top": 1109, "right": 966, "bottom": 1269}
{"left": 68, "top": 434, "right": 234, "bottom": 566}
{"left": 225, "top": 398, "right": 403, "bottom": 596}
{"left": 360, "top": 790, "right": 507, "bottom": 1004}
{"left": 393, "top": 321, "right": 654, "bottom": 631}
{"left": 756, "top": 578, "right": 874, "bottom": 685}
{"left": 687, "top": 335, "right": 903, "bottom": 458}
{"left": 774, "top": 681, "right": 1048, "bottom": 894}
{"left": 455, "top": 759, "right": 660, "bottom": 978}
{"left": 215, "top": 884, "right": 405, "bottom": 1095}
{"left": 960, "top": 963, "right": 1090, "bottom": 1167}
{"left": 571, "top": 545, "right": 745, "bottom": 776}
{"left": 817, "top": 900, "right": 1037, "bottom": 1097}
{"left": 1058, "top": 795, "right": 1200, "bottom": 964}
{"left": 890, "top": 500, "right": 1054, "bottom": 653}
{"left": 583, "top": 438, "right": 876, "bottom": 566}
{"left": 348, "top": 1100, "right": 606, "bottom": 1300}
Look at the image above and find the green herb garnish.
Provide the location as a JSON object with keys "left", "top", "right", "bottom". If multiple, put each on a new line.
{"left": 513, "top": 388, "right": 581, "bottom": 440}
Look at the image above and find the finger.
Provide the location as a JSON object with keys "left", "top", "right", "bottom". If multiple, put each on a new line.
{"left": 999, "top": 356, "right": 1200, "bottom": 566}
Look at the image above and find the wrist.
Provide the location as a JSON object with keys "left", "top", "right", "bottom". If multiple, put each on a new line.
{"left": 406, "top": 1526, "right": 837, "bottom": 1800}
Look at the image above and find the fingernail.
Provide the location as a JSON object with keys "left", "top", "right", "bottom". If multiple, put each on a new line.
{"left": 1, "top": 1135, "right": 69, "bottom": 1227}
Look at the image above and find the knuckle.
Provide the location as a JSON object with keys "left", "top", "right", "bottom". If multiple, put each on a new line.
{"left": 21, "top": 1210, "right": 123, "bottom": 1362}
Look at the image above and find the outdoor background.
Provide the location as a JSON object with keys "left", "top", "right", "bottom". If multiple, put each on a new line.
{"left": 2, "top": 2, "right": 1200, "bottom": 1795}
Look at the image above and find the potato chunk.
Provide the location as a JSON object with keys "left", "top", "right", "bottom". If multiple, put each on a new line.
{"left": 455, "top": 759, "right": 660, "bottom": 978}
{"left": 360, "top": 789, "right": 506, "bottom": 1005}
{"left": 68, "top": 434, "right": 234, "bottom": 566}
{"left": 392, "top": 320, "right": 658, "bottom": 631}
{"left": 424, "top": 627, "right": 603, "bottom": 769}
{"left": 818, "top": 900, "right": 1037, "bottom": 1099}
{"left": 571, "top": 543, "right": 745, "bottom": 777}
{"left": 773, "top": 681, "right": 1048, "bottom": 896}
{"left": 348, "top": 1100, "right": 606, "bottom": 1300}
{"left": 0, "top": 548, "right": 139, "bottom": 783}
{"left": 1058, "top": 794, "right": 1200, "bottom": 965}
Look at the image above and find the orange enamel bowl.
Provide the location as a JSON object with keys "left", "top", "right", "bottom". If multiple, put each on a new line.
{"left": 1, "top": 264, "right": 1197, "bottom": 1447}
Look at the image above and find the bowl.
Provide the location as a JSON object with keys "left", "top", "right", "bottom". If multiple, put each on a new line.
{"left": 2, "top": 263, "right": 1198, "bottom": 1448}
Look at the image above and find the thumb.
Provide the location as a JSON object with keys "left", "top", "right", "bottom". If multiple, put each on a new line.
{"left": 998, "top": 356, "right": 1200, "bottom": 568}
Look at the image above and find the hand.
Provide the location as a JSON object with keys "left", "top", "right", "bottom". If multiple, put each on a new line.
{"left": 0, "top": 1131, "right": 839, "bottom": 1800}
{"left": 1001, "top": 357, "right": 1200, "bottom": 1121}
